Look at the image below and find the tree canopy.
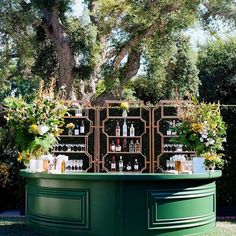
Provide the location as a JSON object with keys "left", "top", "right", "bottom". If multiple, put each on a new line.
{"left": 0, "top": 0, "right": 236, "bottom": 103}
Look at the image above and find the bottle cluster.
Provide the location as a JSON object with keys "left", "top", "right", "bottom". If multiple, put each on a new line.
{"left": 110, "top": 156, "right": 139, "bottom": 172}
{"left": 109, "top": 138, "right": 141, "bottom": 152}
{"left": 67, "top": 120, "right": 85, "bottom": 136}
{"left": 53, "top": 143, "right": 86, "bottom": 152}
{"left": 115, "top": 120, "right": 135, "bottom": 137}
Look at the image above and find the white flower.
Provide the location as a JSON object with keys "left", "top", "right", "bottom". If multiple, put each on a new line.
{"left": 200, "top": 138, "right": 204, "bottom": 142}
{"left": 209, "top": 139, "right": 215, "bottom": 145}
{"left": 223, "top": 138, "right": 227, "bottom": 142}
{"left": 202, "top": 134, "right": 208, "bottom": 139}
{"left": 38, "top": 125, "right": 49, "bottom": 135}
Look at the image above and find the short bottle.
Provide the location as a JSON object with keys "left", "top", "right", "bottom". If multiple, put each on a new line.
{"left": 134, "top": 159, "right": 139, "bottom": 171}
{"left": 126, "top": 161, "right": 132, "bottom": 171}
{"left": 111, "top": 156, "right": 116, "bottom": 171}
{"left": 118, "top": 156, "right": 123, "bottom": 172}
{"left": 134, "top": 140, "right": 141, "bottom": 152}
{"left": 80, "top": 120, "right": 85, "bottom": 134}
{"left": 130, "top": 124, "right": 135, "bottom": 137}
{"left": 115, "top": 121, "right": 120, "bottom": 136}
{"left": 75, "top": 105, "right": 83, "bottom": 117}
{"left": 122, "top": 119, "right": 127, "bottom": 136}
{"left": 129, "top": 140, "right": 135, "bottom": 152}
{"left": 74, "top": 125, "right": 79, "bottom": 135}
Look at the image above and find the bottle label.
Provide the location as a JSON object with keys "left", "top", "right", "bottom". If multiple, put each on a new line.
{"left": 74, "top": 129, "right": 79, "bottom": 135}
{"left": 111, "top": 163, "right": 116, "bottom": 170}
{"left": 80, "top": 127, "right": 85, "bottom": 134}
{"left": 134, "top": 164, "right": 139, "bottom": 171}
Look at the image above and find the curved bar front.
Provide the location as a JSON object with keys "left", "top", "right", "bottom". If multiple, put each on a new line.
{"left": 21, "top": 171, "right": 221, "bottom": 236}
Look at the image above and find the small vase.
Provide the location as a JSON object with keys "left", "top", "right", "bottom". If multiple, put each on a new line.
{"left": 68, "top": 128, "right": 73, "bottom": 136}
{"left": 122, "top": 110, "right": 128, "bottom": 118}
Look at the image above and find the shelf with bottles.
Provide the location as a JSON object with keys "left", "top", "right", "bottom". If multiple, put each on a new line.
{"left": 102, "top": 154, "right": 146, "bottom": 173}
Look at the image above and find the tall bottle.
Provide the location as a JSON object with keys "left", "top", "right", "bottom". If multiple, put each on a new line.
{"left": 80, "top": 120, "right": 85, "bottom": 134}
{"left": 122, "top": 119, "right": 127, "bottom": 136}
{"left": 115, "top": 121, "right": 120, "bottom": 136}
{"left": 130, "top": 123, "right": 135, "bottom": 137}
{"left": 118, "top": 156, "right": 123, "bottom": 172}
{"left": 111, "top": 156, "right": 116, "bottom": 172}
{"left": 129, "top": 140, "right": 135, "bottom": 152}
{"left": 75, "top": 104, "right": 82, "bottom": 117}
{"left": 134, "top": 159, "right": 139, "bottom": 171}
{"left": 135, "top": 140, "right": 141, "bottom": 152}
{"left": 122, "top": 138, "right": 128, "bottom": 152}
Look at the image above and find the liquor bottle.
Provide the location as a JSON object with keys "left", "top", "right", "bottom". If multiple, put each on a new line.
{"left": 110, "top": 140, "right": 116, "bottom": 152}
{"left": 134, "top": 140, "right": 141, "bottom": 152}
{"left": 122, "top": 119, "right": 127, "bottom": 136}
{"left": 167, "top": 121, "right": 172, "bottom": 135}
{"left": 172, "top": 120, "right": 177, "bottom": 135}
{"left": 74, "top": 124, "right": 79, "bottom": 135}
{"left": 115, "top": 139, "right": 121, "bottom": 152}
{"left": 75, "top": 104, "right": 83, "bottom": 117}
{"left": 111, "top": 156, "right": 116, "bottom": 171}
{"left": 80, "top": 120, "right": 85, "bottom": 134}
{"left": 130, "top": 123, "right": 135, "bottom": 137}
{"left": 118, "top": 156, "right": 123, "bottom": 172}
{"left": 126, "top": 161, "right": 132, "bottom": 171}
{"left": 122, "top": 138, "right": 128, "bottom": 152}
{"left": 115, "top": 122, "right": 120, "bottom": 136}
{"left": 134, "top": 159, "right": 139, "bottom": 171}
{"left": 129, "top": 140, "right": 135, "bottom": 152}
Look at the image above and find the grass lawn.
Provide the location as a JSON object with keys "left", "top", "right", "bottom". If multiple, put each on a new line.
{"left": 0, "top": 217, "right": 235, "bottom": 235}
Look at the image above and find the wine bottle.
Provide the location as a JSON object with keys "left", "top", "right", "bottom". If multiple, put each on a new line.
{"left": 122, "top": 119, "right": 127, "bottom": 136}
{"left": 129, "top": 140, "right": 135, "bottom": 152}
{"left": 80, "top": 120, "right": 85, "bottom": 134}
{"left": 111, "top": 156, "right": 116, "bottom": 171}
{"left": 135, "top": 140, "right": 141, "bottom": 152}
{"left": 134, "top": 159, "right": 139, "bottom": 171}
{"left": 74, "top": 125, "right": 79, "bottom": 135}
{"left": 115, "top": 139, "right": 121, "bottom": 152}
{"left": 130, "top": 123, "right": 135, "bottom": 137}
{"left": 110, "top": 140, "right": 116, "bottom": 152}
{"left": 122, "top": 138, "right": 128, "bottom": 152}
{"left": 118, "top": 156, "right": 123, "bottom": 172}
{"left": 115, "top": 121, "right": 120, "bottom": 136}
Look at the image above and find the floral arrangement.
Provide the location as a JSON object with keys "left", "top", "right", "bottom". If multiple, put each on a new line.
{"left": 66, "top": 123, "right": 75, "bottom": 129}
{"left": 120, "top": 102, "right": 129, "bottom": 110}
{"left": 4, "top": 80, "right": 67, "bottom": 165}
{"left": 172, "top": 98, "right": 227, "bottom": 167}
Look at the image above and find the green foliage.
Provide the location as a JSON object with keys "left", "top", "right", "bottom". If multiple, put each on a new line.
{"left": 4, "top": 80, "right": 67, "bottom": 164}
{"left": 171, "top": 99, "right": 227, "bottom": 167}
{"left": 197, "top": 37, "right": 236, "bottom": 103}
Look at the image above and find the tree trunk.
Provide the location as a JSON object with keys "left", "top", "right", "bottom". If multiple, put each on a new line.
{"left": 40, "top": 0, "right": 75, "bottom": 99}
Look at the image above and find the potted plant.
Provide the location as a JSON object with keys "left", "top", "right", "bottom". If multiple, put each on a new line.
{"left": 172, "top": 98, "right": 227, "bottom": 170}
{"left": 4, "top": 79, "right": 67, "bottom": 168}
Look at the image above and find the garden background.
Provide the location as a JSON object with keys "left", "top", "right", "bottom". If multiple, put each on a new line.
{"left": 0, "top": 0, "right": 236, "bottom": 216}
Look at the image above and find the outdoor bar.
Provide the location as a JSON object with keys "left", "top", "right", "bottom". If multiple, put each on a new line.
{"left": 21, "top": 170, "right": 221, "bottom": 236}
{"left": 17, "top": 100, "right": 226, "bottom": 236}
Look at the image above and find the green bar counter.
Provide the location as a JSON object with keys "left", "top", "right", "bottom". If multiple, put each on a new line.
{"left": 20, "top": 170, "right": 221, "bottom": 236}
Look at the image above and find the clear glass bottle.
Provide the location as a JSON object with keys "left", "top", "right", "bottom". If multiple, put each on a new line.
{"left": 118, "top": 156, "right": 123, "bottom": 172}
{"left": 122, "top": 119, "right": 127, "bottom": 136}
{"left": 115, "top": 121, "right": 120, "bottom": 136}
{"left": 75, "top": 104, "right": 82, "bottom": 117}
{"left": 135, "top": 140, "right": 141, "bottom": 152}
{"left": 130, "top": 123, "right": 135, "bottom": 137}
{"left": 134, "top": 159, "right": 139, "bottom": 171}
{"left": 80, "top": 120, "right": 85, "bottom": 134}
{"left": 111, "top": 156, "right": 116, "bottom": 172}
{"left": 129, "top": 140, "right": 135, "bottom": 152}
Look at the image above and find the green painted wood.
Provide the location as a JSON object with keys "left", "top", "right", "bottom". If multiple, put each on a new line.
{"left": 21, "top": 171, "right": 221, "bottom": 236}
